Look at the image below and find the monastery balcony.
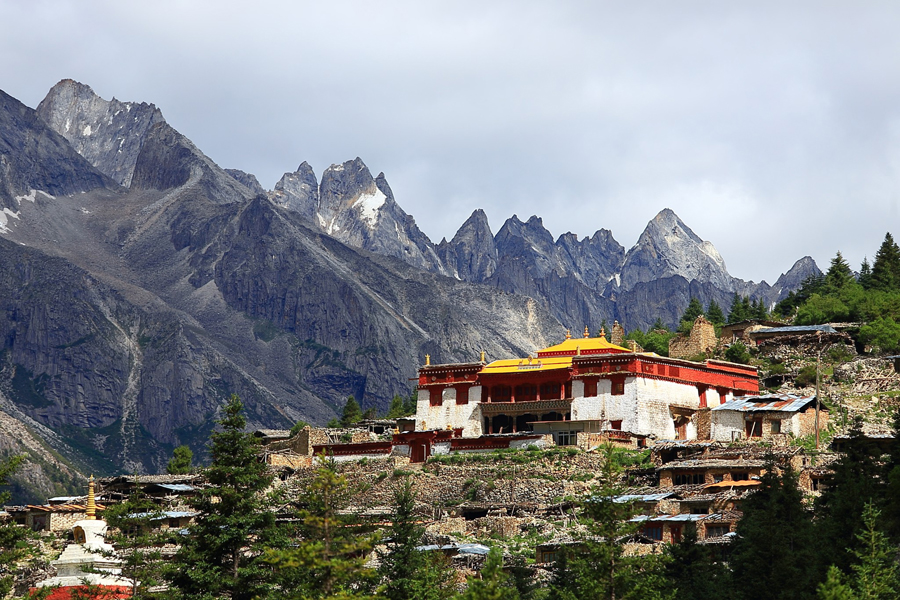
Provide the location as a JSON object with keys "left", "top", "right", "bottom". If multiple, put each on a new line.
{"left": 479, "top": 398, "right": 573, "bottom": 416}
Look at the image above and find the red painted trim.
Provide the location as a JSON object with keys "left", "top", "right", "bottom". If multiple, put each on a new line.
{"left": 313, "top": 442, "right": 392, "bottom": 456}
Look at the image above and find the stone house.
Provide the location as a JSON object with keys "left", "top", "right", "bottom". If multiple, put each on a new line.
{"left": 709, "top": 394, "right": 826, "bottom": 442}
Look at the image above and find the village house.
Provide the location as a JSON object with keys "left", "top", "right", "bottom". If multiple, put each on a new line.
{"left": 709, "top": 394, "right": 826, "bottom": 442}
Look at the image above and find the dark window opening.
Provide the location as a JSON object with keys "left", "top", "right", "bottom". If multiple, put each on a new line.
{"left": 642, "top": 525, "right": 663, "bottom": 541}
{"left": 673, "top": 472, "right": 705, "bottom": 486}
{"left": 429, "top": 387, "right": 442, "bottom": 406}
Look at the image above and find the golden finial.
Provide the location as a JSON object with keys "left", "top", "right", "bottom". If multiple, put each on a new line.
{"left": 480, "top": 350, "right": 486, "bottom": 363}
{"left": 565, "top": 329, "right": 571, "bottom": 340}
{"left": 576, "top": 345, "right": 581, "bottom": 356}
{"left": 425, "top": 354, "right": 431, "bottom": 366}
{"left": 584, "top": 326, "right": 590, "bottom": 338}
{"left": 599, "top": 326, "right": 606, "bottom": 339}
{"left": 86, "top": 475, "right": 96, "bottom": 520}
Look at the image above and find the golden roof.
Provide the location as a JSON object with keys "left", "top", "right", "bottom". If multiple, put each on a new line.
{"left": 480, "top": 355, "right": 574, "bottom": 375}
{"left": 537, "top": 335, "right": 630, "bottom": 357}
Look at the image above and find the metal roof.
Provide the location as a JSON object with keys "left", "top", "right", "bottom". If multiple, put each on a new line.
{"left": 751, "top": 325, "right": 837, "bottom": 335}
{"left": 416, "top": 543, "right": 491, "bottom": 555}
{"left": 149, "top": 483, "right": 196, "bottom": 492}
{"left": 614, "top": 493, "right": 676, "bottom": 503}
{"left": 713, "top": 394, "right": 817, "bottom": 413}
{"left": 631, "top": 513, "right": 720, "bottom": 523}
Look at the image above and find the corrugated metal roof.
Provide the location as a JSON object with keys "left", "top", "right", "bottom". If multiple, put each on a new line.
{"left": 416, "top": 543, "right": 491, "bottom": 555}
{"left": 712, "top": 393, "right": 817, "bottom": 413}
{"left": 614, "top": 493, "right": 676, "bottom": 503}
{"left": 631, "top": 513, "right": 720, "bottom": 523}
{"left": 751, "top": 325, "right": 837, "bottom": 335}
{"left": 150, "top": 483, "right": 195, "bottom": 492}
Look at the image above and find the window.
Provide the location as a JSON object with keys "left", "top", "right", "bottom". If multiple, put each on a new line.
{"left": 583, "top": 378, "right": 598, "bottom": 398}
{"left": 705, "top": 524, "right": 731, "bottom": 538}
{"left": 746, "top": 419, "right": 763, "bottom": 438}
{"left": 673, "top": 472, "right": 705, "bottom": 486}
{"left": 691, "top": 506, "right": 708, "bottom": 515}
{"left": 610, "top": 420, "right": 622, "bottom": 431}
{"left": 732, "top": 472, "right": 749, "bottom": 481}
{"left": 455, "top": 384, "right": 470, "bottom": 405}
{"left": 539, "top": 550, "right": 557, "bottom": 563}
{"left": 557, "top": 431, "right": 578, "bottom": 446}
{"left": 713, "top": 474, "right": 724, "bottom": 483}
{"left": 642, "top": 525, "right": 663, "bottom": 540}
{"left": 770, "top": 419, "right": 782, "bottom": 434}
{"left": 429, "top": 387, "right": 442, "bottom": 406}
{"left": 611, "top": 376, "right": 625, "bottom": 395}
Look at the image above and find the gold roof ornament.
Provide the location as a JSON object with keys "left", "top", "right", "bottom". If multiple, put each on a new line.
{"left": 425, "top": 354, "right": 431, "bottom": 366}
{"left": 86, "top": 475, "right": 96, "bottom": 520}
{"left": 576, "top": 345, "right": 581, "bottom": 356}
{"left": 599, "top": 326, "right": 606, "bottom": 339}
{"left": 584, "top": 326, "right": 590, "bottom": 338}
{"left": 480, "top": 350, "right": 486, "bottom": 363}
{"left": 565, "top": 329, "right": 571, "bottom": 340}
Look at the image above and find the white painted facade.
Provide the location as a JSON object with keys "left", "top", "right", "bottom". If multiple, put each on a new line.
{"left": 710, "top": 410, "right": 806, "bottom": 442}
{"left": 416, "top": 385, "right": 484, "bottom": 437}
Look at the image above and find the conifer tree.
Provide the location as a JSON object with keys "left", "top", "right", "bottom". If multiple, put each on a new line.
{"left": 727, "top": 293, "right": 746, "bottom": 323}
{"left": 825, "top": 252, "right": 855, "bottom": 293}
{"left": 678, "top": 297, "right": 704, "bottom": 333}
{"left": 268, "top": 457, "right": 377, "bottom": 599}
{"left": 379, "top": 478, "right": 454, "bottom": 600}
{"left": 340, "top": 396, "right": 363, "bottom": 427}
{"left": 457, "top": 547, "right": 520, "bottom": 600}
{"left": 850, "top": 503, "right": 899, "bottom": 600}
{"left": 387, "top": 395, "right": 406, "bottom": 418}
{"left": 706, "top": 300, "right": 726, "bottom": 326}
{"left": 871, "top": 233, "right": 900, "bottom": 291}
{"left": 0, "top": 455, "right": 28, "bottom": 598}
{"left": 815, "top": 417, "right": 884, "bottom": 574}
{"left": 166, "top": 395, "right": 283, "bottom": 600}
{"left": 665, "top": 524, "right": 730, "bottom": 600}
{"left": 817, "top": 566, "right": 856, "bottom": 600}
{"left": 730, "top": 458, "right": 818, "bottom": 600}
{"left": 859, "top": 257, "right": 874, "bottom": 290}
{"left": 166, "top": 445, "right": 193, "bottom": 475}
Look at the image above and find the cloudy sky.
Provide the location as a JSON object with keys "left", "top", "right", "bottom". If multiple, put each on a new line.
{"left": 3, "top": 1, "right": 900, "bottom": 282}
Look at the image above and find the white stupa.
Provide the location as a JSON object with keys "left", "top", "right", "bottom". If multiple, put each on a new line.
{"left": 34, "top": 476, "right": 133, "bottom": 595}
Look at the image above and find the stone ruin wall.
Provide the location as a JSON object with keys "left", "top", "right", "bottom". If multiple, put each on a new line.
{"left": 668, "top": 316, "right": 717, "bottom": 359}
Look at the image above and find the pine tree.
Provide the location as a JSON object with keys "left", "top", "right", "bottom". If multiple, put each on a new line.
{"left": 706, "top": 300, "right": 726, "bottom": 326}
{"left": 0, "top": 455, "right": 28, "bottom": 598}
{"left": 730, "top": 458, "right": 819, "bottom": 600}
{"left": 825, "top": 252, "right": 854, "bottom": 293}
{"left": 850, "top": 503, "right": 899, "bottom": 600}
{"left": 267, "top": 458, "right": 378, "bottom": 599}
{"left": 402, "top": 391, "right": 418, "bottom": 416}
{"left": 166, "top": 445, "right": 193, "bottom": 475}
{"left": 817, "top": 566, "right": 856, "bottom": 600}
{"left": 871, "top": 233, "right": 900, "bottom": 291}
{"left": 728, "top": 293, "right": 746, "bottom": 324}
{"left": 859, "top": 257, "right": 874, "bottom": 290}
{"left": 457, "top": 547, "right": 520, "bottom": 600}
{"left": 815, "top": 417, "right": 884, "bottom": 574}
{"left": 101, "top": 484, "right": 169, "bottom": 599}
{"left": 166, "top": 395, "right": 283, "bottom": 600}
{"left": 387, "top": 395, "right": 406, "bottom": 419}
{"left": 378, "top": 478, "right": 454, "bottom": 600}
{"left": 665, "top": 524, "right": 730, "bottom": 600}
{"left": 678, "top": 297, "right": 704, "bottom": 333}
{"left": 340, "top": 396, "right": 363, "bottom": 427}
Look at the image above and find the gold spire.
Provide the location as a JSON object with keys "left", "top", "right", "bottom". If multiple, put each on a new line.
{"left": 480, "top": 350, "right": 486, "bottom": 363}
{"left": 425, "top": 354, "right": 431, "bottom": 366}
{"left": 583, "top": 326, "right": 590, "bottom": 338}
{"left": 599, "top": 326, "right": 606, "bottom": 339}
{"left": 565, "top": 329, "right": 571, "bottom": 340}
{"left": 86, "top": 475, "right": 96, "bottom": 520}
{"left": 576, "top": 345, "right": 581, "bottom": 356}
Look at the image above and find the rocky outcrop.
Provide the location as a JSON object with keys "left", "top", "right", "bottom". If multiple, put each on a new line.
{"left": 436, "top": 209, "right": 498, "bottom": 281}
{"left": 0, "top": 88, "right": 114, "bottom": 211}
{"left": 225, "top": 169, "right": 266, "bottom": 195}
{"left": 36, "top": 79, "right": 165, "bottom": 186}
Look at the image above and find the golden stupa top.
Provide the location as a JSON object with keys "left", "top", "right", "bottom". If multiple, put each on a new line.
{"left": 479, "top": 332, "right": 631, "bottom": 375}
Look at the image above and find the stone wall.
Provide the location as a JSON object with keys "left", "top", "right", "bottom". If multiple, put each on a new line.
{"left": 668, "top": 316, "right": 717, "bottom": 359}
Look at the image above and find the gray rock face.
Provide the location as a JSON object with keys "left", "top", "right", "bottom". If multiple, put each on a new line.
{"left": 36, "top": 79, "right": 165, "bottom": 186}
{"left": 617, "top": 208, "right": 732, "bottom": 292}
{"left": 0, "top": 89, "right": 114, "bottom": 210}
{"left": 225, "top": 169, "right": 266, "bottom": 195}
{"left": 270, "top": 161, "right": 319, "bottom": 221}
{"left": 436, "top": 208, "right": 498, "bottom": 281}
{"left": 273, "top": 158, "right": 447, "bottom": 274}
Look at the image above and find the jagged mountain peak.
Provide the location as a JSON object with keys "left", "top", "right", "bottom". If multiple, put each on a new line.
{"left": 37, "top": 79, "right": 165, "bottom": 186}
{"left": 618, "top": 208, "right": 730, "bottom": 292}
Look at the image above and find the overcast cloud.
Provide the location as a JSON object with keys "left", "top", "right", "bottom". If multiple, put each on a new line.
{"left": 3, "top": 1, "right": 900, "bottom": 282}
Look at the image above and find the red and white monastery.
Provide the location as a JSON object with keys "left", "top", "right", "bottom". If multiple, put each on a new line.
{"left": 416, "top": 328, "right": 760, "bottom": 443}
